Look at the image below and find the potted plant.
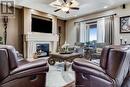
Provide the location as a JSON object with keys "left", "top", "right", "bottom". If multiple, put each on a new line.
{"left": 61, "top": 42, "right": 70, "bottom": 53}
{"left": 0, "top": 36, "right": 3, "bottom": 44}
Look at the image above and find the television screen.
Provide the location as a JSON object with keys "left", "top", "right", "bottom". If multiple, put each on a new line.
{"left": 32, "top": 17, "right": 52, "bottom": 33}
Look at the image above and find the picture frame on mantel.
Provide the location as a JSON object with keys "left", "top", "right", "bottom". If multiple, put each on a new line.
{"left": 120, "top": 16, "right": 130, "bottom": 33}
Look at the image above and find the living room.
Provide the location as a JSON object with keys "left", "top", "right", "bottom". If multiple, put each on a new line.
{"left": 0, "top": 0, "right": 130, "bottom": 87}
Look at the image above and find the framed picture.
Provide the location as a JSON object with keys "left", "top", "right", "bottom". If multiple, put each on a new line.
{"left": 120, "top": 16, "right": 130, "bottom": 33}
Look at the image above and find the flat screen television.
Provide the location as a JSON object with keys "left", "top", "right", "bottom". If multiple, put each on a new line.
{"left": 32, "top": 17, "right": 52, "bottom": 33}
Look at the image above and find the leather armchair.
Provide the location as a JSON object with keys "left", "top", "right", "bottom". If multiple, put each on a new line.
{"left": 0, "top": 45, "right": 49, "bottom": 87}
{"left": 72, "top": 45, "right": 130, "bottom": 87}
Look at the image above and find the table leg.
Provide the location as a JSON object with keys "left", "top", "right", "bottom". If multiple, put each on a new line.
{"left": 64, "top": 60, "right": 67, "bottom": 71}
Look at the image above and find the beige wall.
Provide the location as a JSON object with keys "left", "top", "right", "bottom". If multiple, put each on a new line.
{"left": 0, "top": 9, "right": 23, "bottom": 53}
{"left": 57, "top": 19, "right": 66, "bottom": 47}
{"left": 66, "top": 3, "right": 130, "bottom": 45}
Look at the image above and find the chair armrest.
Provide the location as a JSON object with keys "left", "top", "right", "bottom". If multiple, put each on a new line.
{"left": 73, "top": 58, "right": 105, "bottom": 73}
{"left": 10, "top": 59, "right": 48, "bottom": 75}
{"left": 72, "top": 63, "right": 114, "bottom": 82}
{"left": 1, "top": 59, "right": 49, "bottom": 84}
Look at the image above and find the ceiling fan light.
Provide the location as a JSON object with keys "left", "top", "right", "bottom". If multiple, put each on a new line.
{"left": 61, "top": 7, "right": 70, "bottom": 12}
{"left": 50, "top": 0, "right": 79, "bottom": 13}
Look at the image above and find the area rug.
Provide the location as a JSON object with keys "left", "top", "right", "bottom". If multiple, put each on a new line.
{"left": 46, "top": 62, "right": 75, "bottom": 87}
{"left": 46, "top": 58, "right": 100, "bottom": 87}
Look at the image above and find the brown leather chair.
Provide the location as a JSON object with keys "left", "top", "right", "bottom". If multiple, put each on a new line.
{"left": 72, "top": 45, "right": 130, "bottom": 87}
{"left": 0, "top": 45, "right": 49, "bottom": 87}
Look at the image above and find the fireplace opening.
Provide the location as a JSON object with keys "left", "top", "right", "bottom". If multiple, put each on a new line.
{"left": 36, "top": 44, "right": 49, "bottom": 58}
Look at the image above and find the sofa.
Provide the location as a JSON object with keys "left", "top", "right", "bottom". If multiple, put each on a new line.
{"left": 0, "top": 45, "right": 49, "bottom": 87}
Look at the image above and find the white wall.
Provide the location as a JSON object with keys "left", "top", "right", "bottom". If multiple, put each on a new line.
{"left": 66, "top": 3, "right": 130, "bottom": 45}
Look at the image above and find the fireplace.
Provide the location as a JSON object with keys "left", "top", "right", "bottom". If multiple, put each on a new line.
{"left": 23, "top": 33, "right": 58, "bottom": 59}
{"left": 36, "top": 44, "right": 49, "bottom": 58}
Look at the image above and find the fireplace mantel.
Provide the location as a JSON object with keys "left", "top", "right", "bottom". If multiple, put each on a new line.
{"left": 25, "top": 33, "right": 58, "bottom": 42}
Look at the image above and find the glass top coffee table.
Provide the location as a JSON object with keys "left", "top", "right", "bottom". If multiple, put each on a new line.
{"left": 48, "top": 52, "right": 82, "bottom": 71}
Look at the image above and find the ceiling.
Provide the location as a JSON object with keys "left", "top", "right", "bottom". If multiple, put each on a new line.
{"left": 15, "top": 0, "right": 130, "bottom": 20}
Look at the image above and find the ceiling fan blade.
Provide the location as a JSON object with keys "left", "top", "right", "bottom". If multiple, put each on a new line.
{"left": 54, "top": 9, "right": 61, "bottom": 12}
{"left": 66, "top": 11, "right": 69, "bottom": 14}
{"left": 70, "top": 7, "right": 79, "bottom": 10}
{"left": 63, "top": 0, "right": 67, "bottom": 3}
{"left": 70, "top": 0, "right": 79, "bottom": 7}
{"left": 53, "top": 4, "right": 61, "bottom": 7}
{"left": 69, "top": 1, "right": 73, "bottom": 5}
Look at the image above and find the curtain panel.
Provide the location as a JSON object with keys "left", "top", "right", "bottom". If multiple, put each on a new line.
{"left": 97, "top": 18, "right": 105, "bottom": 43}
{"left": 74, "top": 22, "right": 80, "bottom": 42}
{"left": 79, "top": 22, "right": 87, "bottom": 43}
{"left": 105, "top": 16, "right": 114, "bottom": 44}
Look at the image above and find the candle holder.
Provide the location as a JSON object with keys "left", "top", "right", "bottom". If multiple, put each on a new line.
{"left": 120, "top": 39, "right": 123, "bottom": 45}
{"left": 124, "top": 41, "right": 127, "bottom": 44}
{"left": 2, "top": 16, "right": 8, "bottom": 45}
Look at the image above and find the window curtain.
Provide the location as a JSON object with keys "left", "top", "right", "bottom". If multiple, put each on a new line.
{"left": 75, "top": 22, "right": 80, "bottom": 42}
{"left": 79, "top": 22, "right": 87, "bottom": 43}
{"left": 104, "top": 16, "right": 114, "bottom": 44}
{"left": 97, "top": 18, "right": 105, "bottom": 43}
{"left": 75, "top": 15, "right": 114, "bottom": 44}
{"left": 97, "top": 16, "right": 114, "bottom": 44}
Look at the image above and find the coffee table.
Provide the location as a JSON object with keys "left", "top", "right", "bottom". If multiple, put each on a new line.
{"left": 48, "top": 53, "right": 82, "bottom": 71}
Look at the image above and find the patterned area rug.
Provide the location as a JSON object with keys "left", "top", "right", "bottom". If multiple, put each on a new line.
{"left": 46, "top": 62, "right": 75, "bottom": 87}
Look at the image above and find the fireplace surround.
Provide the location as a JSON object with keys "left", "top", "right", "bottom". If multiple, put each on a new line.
{"left": 24, "top": 33, "right": 58, "bottom": 59}
{"left": 23, "top": 8, "right": 59, "bottom": 60}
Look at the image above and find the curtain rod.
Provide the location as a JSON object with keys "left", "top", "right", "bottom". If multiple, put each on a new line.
{"left": 74, "top": 13, "right": 117, "bottom": 23}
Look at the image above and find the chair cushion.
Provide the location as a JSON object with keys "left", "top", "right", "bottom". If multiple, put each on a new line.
{"left": 0, "top": 49, "right": 9, "bottom": 82}
{"left": 100, "top": 46, "right": 111, "bottom": 69}
{"left": 106, "top": 49, "right": 126, "bottom": 79}
{"left": 0, "top": 45, "right": 18, "bottom": 70}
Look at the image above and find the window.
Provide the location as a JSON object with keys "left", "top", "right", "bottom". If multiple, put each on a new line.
{"left": 89, "top": 24, "right": 97, "bottom": 41}
{"left": 86, "top": 22, "right": 97, "bottom": 42}
{"left": 79, "top": 18, "right": 106, "bottom": 43}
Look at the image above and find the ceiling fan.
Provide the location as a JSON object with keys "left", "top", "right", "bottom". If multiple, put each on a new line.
{"left": 50, "top": 0, "right": 79, "bottom": 13}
